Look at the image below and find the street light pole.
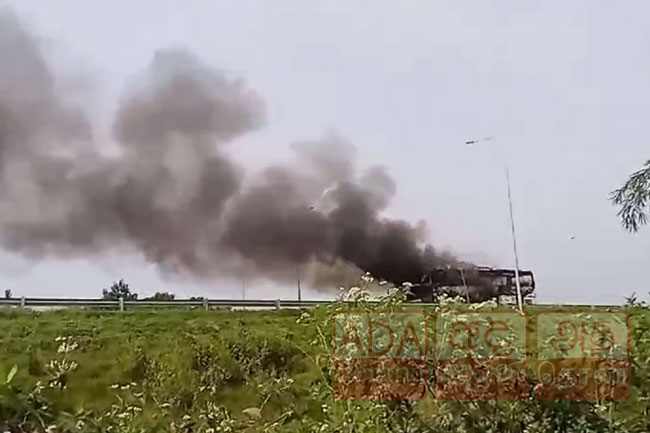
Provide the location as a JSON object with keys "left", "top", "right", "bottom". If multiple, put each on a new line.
{"left": 465, "top": 137, "right": 524, "bottom": 312}
{"left": 505, "top": 164, "right": 524, "bottom": 312}
{"left": 242, "top": 277, "right": 246, "bottom": 300}
{"left": 296, "top": 264, "right": 302, "bottom": 302}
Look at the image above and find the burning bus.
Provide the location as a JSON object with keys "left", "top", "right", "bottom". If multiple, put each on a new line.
{"left": 407, "top": 266, "right": 536, "bottom": 303}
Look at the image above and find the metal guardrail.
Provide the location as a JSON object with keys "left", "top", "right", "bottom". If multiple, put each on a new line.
{"left": 0, "top": 297, "right": 332, "bottom": 310}
{"left": 0, "top": 297, "right": 622, "bottom": 311}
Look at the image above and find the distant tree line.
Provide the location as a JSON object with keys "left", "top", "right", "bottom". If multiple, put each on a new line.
{"left": 148, "top": 292, "right": 175, "bottom": 301}
{"left": 101, "top": 280, "right": 178, "bottom": 301}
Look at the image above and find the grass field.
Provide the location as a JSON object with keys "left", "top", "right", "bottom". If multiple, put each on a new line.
{"left": 0, "top": 299, "right": 649, "bottom": 432}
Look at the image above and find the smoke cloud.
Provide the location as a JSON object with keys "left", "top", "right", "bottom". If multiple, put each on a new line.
{"left": 0, "top": 10, "right": 462, "bottom": 290}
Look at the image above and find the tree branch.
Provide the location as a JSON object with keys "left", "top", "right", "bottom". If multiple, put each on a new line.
{"left": 610, "top": 159, "right": 650, "bottom": 232}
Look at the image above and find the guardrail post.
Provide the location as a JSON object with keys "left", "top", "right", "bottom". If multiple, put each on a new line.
{"left": 20, "top": 296, "right": 25, "bottom": 308}
{"left": 275, "top": 299, "right": 281, "bottom": 310}
{"left": 119, "top": 296, "right": 124, "bottom": 312}
{"left": 202, "top": 298, "right": 208, "bottom": 311}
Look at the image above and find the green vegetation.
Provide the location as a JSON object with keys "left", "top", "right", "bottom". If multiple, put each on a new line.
{"left": 0, "top": 294, "right": 649, "bottom": 432}
{"left": 102, "top": 280, "right": 138, "bottom": 301}
{"left": 145, "top": 292, "right": 176, "bottom": 301}
{"left": 611, "top": 158, "right": 650, "bottom": 232}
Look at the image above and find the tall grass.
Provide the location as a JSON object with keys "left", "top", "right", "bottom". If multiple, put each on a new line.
{"left": 0, "top": 292, "right": 648, "bottom": 432}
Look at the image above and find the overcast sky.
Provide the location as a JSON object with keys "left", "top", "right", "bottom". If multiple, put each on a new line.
{"left": 1, "top": 0, "right": 649, "bottom": 303}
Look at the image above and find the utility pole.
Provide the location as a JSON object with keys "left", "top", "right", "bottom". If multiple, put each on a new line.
{"left": 459, "top": 268, "right": 470, "bottom": 303}
{"left": 296, "top": 264, "right": 302, "bottom": 302}
{"left": 465, "top": 136, "right": 524, "bottom": 312}
{"left": 505, "top": 165, "right": 524, "bottom": 312}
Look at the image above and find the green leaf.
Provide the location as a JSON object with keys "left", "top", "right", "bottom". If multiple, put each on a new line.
{"left": 6, "top": 364, "right": 17, "bottom": 384}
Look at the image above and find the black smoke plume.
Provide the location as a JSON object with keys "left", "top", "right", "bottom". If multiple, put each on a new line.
{"left": 0, "top": 10, "right": 461, "bottom": 289}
